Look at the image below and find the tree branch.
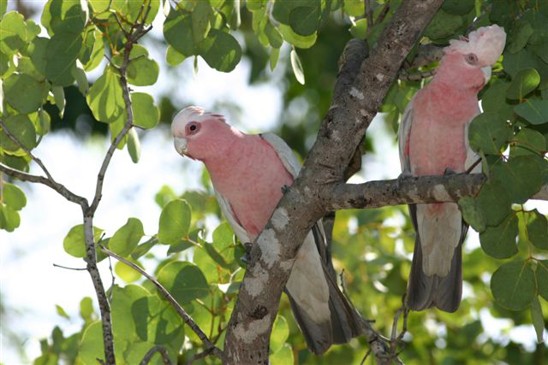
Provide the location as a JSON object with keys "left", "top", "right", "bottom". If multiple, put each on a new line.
{"left": 329, "top": 173, "right": 487, "bottom": 210}
{"left": 223, "top": 1, "right": 445, "bottom": 363}
{"left": 0, "top": 162, "right": 88, "bottom": 206}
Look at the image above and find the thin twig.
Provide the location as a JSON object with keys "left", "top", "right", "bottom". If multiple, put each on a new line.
{"left": 52, "top": 263, "right": 88, "bottom": 271}
{"left": 140, "top": 345, "right": 173, "bottom": 365}
{"left": 100, "top": 245, "right": 223, "bottom": 360}
{"left": 0, "top": 118, "right": 55, "bottom": 181}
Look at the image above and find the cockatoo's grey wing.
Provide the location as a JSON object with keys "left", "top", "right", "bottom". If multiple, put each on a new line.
{"left": 214, "top": 190, "right": 251, "bottom": 243}
{"left": 260, "top": 132, "right": 301, "bottom": 178}
{"left": 398, "top": 100, "right": 414, "bottom": 173}
{"left": 261, "top": 132, "right": 364, "bottom": 353}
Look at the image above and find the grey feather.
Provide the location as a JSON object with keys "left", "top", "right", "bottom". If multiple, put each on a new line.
{"left": 406, "top": 204, "right": 465, "bottom": 312}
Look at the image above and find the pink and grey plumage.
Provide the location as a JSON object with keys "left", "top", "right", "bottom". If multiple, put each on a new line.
{"left": 399, "top": 25, "right": 506, "bottom": 312}
{"left": 171, "top": 106, "right": 362, "bottom": 354}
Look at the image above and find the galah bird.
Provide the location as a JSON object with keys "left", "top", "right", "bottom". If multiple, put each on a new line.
{"left": 171, "top": 106, "right": 362, "bottom": 354}
{"left": 399, "top": 25, "right": 506, "bottom": 312}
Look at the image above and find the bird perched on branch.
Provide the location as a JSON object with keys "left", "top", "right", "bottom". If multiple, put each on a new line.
{"left": 171, "top": 106, "right": 362, "bottom": 354}
{"left": 399, "top": 25, "right": 506, "bottom": 312}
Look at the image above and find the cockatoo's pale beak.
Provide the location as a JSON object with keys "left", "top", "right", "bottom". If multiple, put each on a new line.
{"left": 174, "top": 137, "right": 188, "bottom": 155}
{"left": 481, "top": 66, "right": 492, "bottom": 84}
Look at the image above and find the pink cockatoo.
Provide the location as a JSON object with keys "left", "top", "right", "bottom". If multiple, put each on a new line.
{"left": 171, "top": 106, "right": 362, "bottom": 354}
{"left": 399, "top": 25, "right": 506, "bottom": 312}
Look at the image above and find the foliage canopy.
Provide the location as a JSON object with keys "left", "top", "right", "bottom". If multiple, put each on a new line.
{"left": 1, "top": 0, "right": 547, "bottom": 364}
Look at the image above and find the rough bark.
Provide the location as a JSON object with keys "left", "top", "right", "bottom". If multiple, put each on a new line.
{"left": 223, "top": 0, "right": 446, "bottom": 363}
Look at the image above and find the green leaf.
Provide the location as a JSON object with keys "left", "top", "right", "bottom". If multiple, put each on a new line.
{"left": 163, "top": 9, "right": 196, "bottom": 56}
{"left": 481, "top": 79, "right": 514, "bottom": 120}
{"left": 72, "top": 66, "right": 89, "bottom": 94}
{"left": 537, "top": 260, "right": 548, "bottom": 301}
{"left": 270, "top": 47, "right": 280, "bottom": 70}
{"left": 56, "top": 304, "right": 70, "bottom": 319}
{"left": 86, "top": 66, "right": 126, "bottom": 123}
{"left": 289, "top": 5, "right": 320, "bottom": 36}
{"left": 158, "top": 199, "right": 192, "bottom": 245}
{"left": 0, "top": 203, "right": 20, "bottom": 232}
{"left": 41, "top": 0, "right": 87, "bottom": 35}
{"left": 530, "top": 296, "right": 544, "bottom": 343}
{"left": 0, "top": 0, "right": 6, "bottom": 17}
{"left": 0, "top": 114, "right": 37, "bottom": 152}
{"left": 510, "top": 128, "right": 546, "bottom": 157}
{"left": 491, "top": 156, "right": 543, "bottom": 204}
{"left": 63, "top": 224, "right": 104, "bottom": 258}
{"left": 424, "top": 9, "right": 464, "bottom": 41}
{"left": 157, "top": 261, "right": 209, "bottom": 305}
{"left": 126, "top": 127, "right": 141, "bottom": 163}
{"left": 270, "top": 315, "right": 289, "bottom": 354}
{"left": 475, "top": 179, "right": 513, "bottom": 227}
{"left": 45, "top": 31, "right": 82, "bottom": 86}
{"left": 79, "top": 321, "right": 104, "bottom": 364}
{"left": 166, "top": 45, "right": 186, "bottom": 66}
{"left": 270, "top": 343, "right": 294, "bottom": 365}
{"left": 126, "top": 45, "right": 159, "bottom": 86}
{"left": 80, "top": 297, "right": 94, "bottom": 322}
{"left": 26, "top": 37, "right": 49, "bottom": 78}
{"left": 503, "top": 48, "right": 541, "bottom": 78}
{"left": 131, "top": 92, "right": 159, "bottom": 129}
{"left": 114, "top": 259, "right": 142, "bottom": 283}
{"left": 350, "top": 18, "right": 368, "bottom": 39}
{"left": 290, "top": 49, "right": 305, "bottom": 85}
{"left": 0, "top": 11, "right": 39, "bottom": 54}
{"left": 3, "top": 73, "right": 48, "bottom": 113}
{"left": 80, "top": 28, "right": 104, "bottom": 72}
{"left": 479, "top": 213, "right": 518, "bottom": 259}
{"left": 506, "top": 68, "right": 540, "bottom": 100}
{"left": 191, "top": 0, "right": 212, "bottom": 44}
{"left": 265, "top": 22, "right": 283, "bottom": 49}
{"left": 441, "top": 0, "right": 474, "bottom": 15}
{"left": 109, "top": 217, "right": 144, "bottom": 257}
{"left": 52, "top": 85, "right": 65, "bottom": 117}
{"left": 459, "top": 196, "right": 486, "bottom": 232}
{"left": 278, "top": 24, "right": 317, "bottom": 49}
{"left": 199, "top": 29, "right": 242, "bottom": 72}
{"left": 468, "top": 112, "right": 512, "bottom": 155}
{"left": 2, "top": 182, "right": 26, "bottom": 210}
{"left": 491, "top": 260, "right": 535, "bottom": 311}
{"left": 526, "top": 210, "right": 548, "bottom": 250}
{"left": 514, "top": 99, "right": 548, "bottom": 125}
{"left": 507, "top": 21, "right": 534, "bottom": 54}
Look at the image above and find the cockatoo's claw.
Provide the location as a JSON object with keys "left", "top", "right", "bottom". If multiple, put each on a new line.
{"left": 396, "top": 171, "right": 413, "bottom": 190}
{"left": 281, "top": 185, "right": 290, "bottom": 194}
{"left": 444, "top": 167, "right": 457, "bottom": 175}
{"left": 240, "top": 242, "right": 253, "bottom": 264}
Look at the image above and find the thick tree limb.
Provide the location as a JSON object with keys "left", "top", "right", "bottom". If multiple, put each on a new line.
{"left": 329, "top": 173, "right": 487, "bottom": 210}
{"left": 223, "top": 1, "right": 445, "bottom": 364}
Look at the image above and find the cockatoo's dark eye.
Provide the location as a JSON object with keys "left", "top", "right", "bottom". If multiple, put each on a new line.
{"left": 465, "top": 53, "right": 478, "bottom": 65}
{"left": 186, "top": 121, "right": 200, "bottom": 135}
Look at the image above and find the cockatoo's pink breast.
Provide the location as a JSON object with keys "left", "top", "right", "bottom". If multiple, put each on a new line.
{"left": 207, "top": 136, "right": 294, "bottom": 239}
{"left": 408, "top": 83, "right": 480, "bottom": 176}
